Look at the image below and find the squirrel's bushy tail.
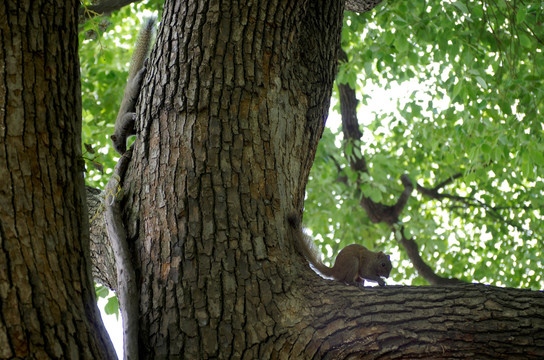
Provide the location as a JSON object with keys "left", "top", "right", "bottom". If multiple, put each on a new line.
{"left": 128, "top": 17, "right": 156, "bottom": 80}
{"left": 287, "top": 213, "right": 335, "bottom": 279}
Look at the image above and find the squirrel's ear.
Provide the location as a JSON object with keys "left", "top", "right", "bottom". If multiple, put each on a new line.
{"left": 378, "top": 251, "right": 385, "bottom": 257}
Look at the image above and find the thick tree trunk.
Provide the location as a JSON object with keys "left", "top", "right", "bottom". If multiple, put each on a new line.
{"left": 116, "top": 0, "right": 344, "bottom": 357}
{"left": 0, "top": 1, "right": 116, "bottom": 358}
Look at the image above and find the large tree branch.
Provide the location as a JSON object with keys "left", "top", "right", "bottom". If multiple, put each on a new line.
{"left": 291, "top": 275, "right": 544, "bottom": 358}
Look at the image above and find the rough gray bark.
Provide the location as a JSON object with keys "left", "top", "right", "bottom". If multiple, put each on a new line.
{"left": 0, "top": 0, "right": 117, "bottom": 358}
{"left": 285, "top": 281, "right": 544, "bottom": 359}
{"left": 117, "top": 0, "right": 345, "bottom": 357}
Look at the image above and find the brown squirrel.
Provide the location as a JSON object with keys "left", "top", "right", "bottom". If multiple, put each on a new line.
{"left": 287, "top": 214, "right": 392, "bottom": 286}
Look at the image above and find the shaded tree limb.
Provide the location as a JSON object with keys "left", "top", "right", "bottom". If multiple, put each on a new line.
{"left": 337, "top": 50, "right": 412, "bottom": 225}
{"left": 338, "top": 49, "right": 367, "bottom": 173}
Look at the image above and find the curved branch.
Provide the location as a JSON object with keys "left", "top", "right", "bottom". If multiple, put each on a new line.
{"left": 395, "top": 225, "right": 463, "bottom": 285}
{"left": 416, "top": 173, "right": 463, "bottom": 197}
{"left": 360, "top": 175, "right": 413, "bottom": 225}
{"left": 416, "top": 173, "right": 528, "bottom": 233}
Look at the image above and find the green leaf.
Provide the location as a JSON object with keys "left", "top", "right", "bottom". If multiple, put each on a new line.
{"left": 95, "top": 284, "right": 109, "bottom": 299}
{"left": 475, "top": 76, "right": 488, "bottom": 90}
{"left": 451, "top": 1, "right": 469, "bottom": 15}
{"left": 394, "top": 36, "right": 409, "bottom": 53}
{"left": 369, "top": 188, "right": 383, "bottom": 203}
{"left": 515, "top": 7, "right": 527, "bottom": 25}
{"left": 104, "top": 295, "right": 120, "bottom": 319}
{"left": 480, "top": 143, "right": 492, "bottom": 154}
{"left": 519, "top": 34, "right": 532, "bottom": 49}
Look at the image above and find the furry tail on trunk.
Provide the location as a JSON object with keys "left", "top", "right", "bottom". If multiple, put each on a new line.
{"left": 286, "top": 213, "right": 335, "bottom": 278}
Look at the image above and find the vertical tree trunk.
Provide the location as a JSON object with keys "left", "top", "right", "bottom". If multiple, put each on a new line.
{"left": 119, "top": 0, "right": 345, "bottom": 357}
{"left": 0, "top": 1, "right": 116, "bottom": 358}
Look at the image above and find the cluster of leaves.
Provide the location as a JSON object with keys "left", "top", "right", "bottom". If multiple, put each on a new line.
{"left": 95, "top": 284, "right": 120, "bottom": 318}
{"left": 306, "top": 0, "right": 544, "bottom": 289}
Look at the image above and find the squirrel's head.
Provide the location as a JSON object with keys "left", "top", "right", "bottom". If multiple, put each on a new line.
{"left": 375, "top": 251, "right": 392, "bottom": 278}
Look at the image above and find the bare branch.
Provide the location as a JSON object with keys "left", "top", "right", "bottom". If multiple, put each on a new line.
{"left": 328, "top": 155, "right": 349, "bottom": 185}
{"left": 416, "top": 174, "right": 528, "bottom": 233}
